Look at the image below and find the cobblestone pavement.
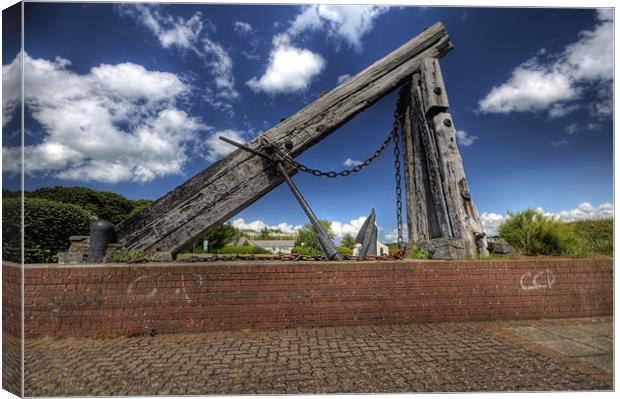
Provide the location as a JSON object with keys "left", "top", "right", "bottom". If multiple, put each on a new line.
{"left": 23, "top": 317, "right": 612, "bottom": 396}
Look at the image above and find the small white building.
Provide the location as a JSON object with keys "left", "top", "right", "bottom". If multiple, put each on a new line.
{"left": 250, "top": 240, "right": 295, "bottom": 254}
{"left": 352, "top": 241, "right": 390, "bottom": 256}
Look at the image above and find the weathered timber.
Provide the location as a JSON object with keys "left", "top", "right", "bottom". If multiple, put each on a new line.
{"left": 420, "top": 57, "right": 449, "bottom": 117}
{"left": 401, "top": 58, "right": 488, "bottom": 257}
{"left": 432, "top": 112, "right": 488, "bottom": 256}
{"left": 116, "top": 22, "right": 453, "bottom": 257}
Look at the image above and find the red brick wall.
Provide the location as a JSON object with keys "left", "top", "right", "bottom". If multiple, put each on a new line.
{"left": 5, "top": 258, "right": 613, "bottom": 338}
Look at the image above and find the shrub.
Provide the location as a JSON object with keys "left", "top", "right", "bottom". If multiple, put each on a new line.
{"left": 216, "top": 246, "right": 270, "bottom": 254}
{"left": 291, "top": 246, "right": 321, "bottom": 256}
{"left": 26, "top": 186, "right": 134, "bottom": 224}
{"left": 3, "top": 197, "right": 92, "bottom": 263}
{"left": 406, "top": 244, "right": 431, "bottom": 260}
{"left": 568, "top": 219, "right": 613, "bottom": 257}
{"left": 110, "top": 249, "right": 148, "bottom": 263}
{"left": 498, "top": 209, "right": 585, "bottom": 257}
{"left": 337, "top": 246, "right": 353, "bottom": 255}
{"left": 128, "top": 199, "right": 153, "bottom": 217}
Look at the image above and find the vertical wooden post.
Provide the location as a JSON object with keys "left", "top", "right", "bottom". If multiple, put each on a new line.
{"left": 401, "top": 58, "right": 488, "bottom": 259}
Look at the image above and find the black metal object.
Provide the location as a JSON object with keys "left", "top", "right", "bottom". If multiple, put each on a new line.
{"left": 88, "top": 220, "right": 117, "bottom": 263}
{"left": 218, "top": 136, "right": 343, "bottom": 261}
{"left": 355, "top": 208, "right": 378, "bottom": 260}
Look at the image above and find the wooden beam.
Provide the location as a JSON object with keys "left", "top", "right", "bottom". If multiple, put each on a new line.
{"left": 116, "top": 22, "right": 454, "bottom": 258}
{"left": 420, "top": 57, "right": 449, "bottom": 117}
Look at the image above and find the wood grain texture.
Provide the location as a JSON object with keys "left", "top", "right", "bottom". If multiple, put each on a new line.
{"left": 420, "top": 57, "right": 449, "bottom": 117}
{"left": 400, "top": 60, "right": 487, "bottom": 257}
{"left": 116, "top": 22, "right": 453, "bottom": 256}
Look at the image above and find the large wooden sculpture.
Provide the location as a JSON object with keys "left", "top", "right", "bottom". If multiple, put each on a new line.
{"left": 110, "top": 22, "right": 486, "bottom": 261}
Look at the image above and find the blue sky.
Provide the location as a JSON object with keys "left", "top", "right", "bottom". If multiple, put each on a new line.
{"left": 2, "top": 2, "right": 614, "bottom": 240}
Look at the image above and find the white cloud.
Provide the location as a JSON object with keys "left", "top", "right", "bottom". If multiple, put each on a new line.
{"left": 119, "top": 4, "right": 203, "bottom": 53}
{"left": 383, "top": 226, "right": 408, "bottom": 243}
{"left": 233, "top": 21, "right": 253, "bottom": 34}
{"left": 480, "top": 202, "right": 613, "bottom": 236}
{"left": 343, "top": 158, "right": 362, "bottom": 167}
{"left": 287, "top": 5, "right": 390, "bottom": 52}
{"left": 555, "top": 202, "right": 613, "bottom": 221}
{"left": 480, "top": 212, "right": 506, "bottom": 236}
{"left": 564, "top": 122, "right": 601, "bottom": 134}
{"left": 119, "top": 4, "right": 238, "bottom": 101}
{"left": 479, "top": 11, "right": 613, "bottom": 118}
{"left": 231, "top": 218, "right": 302, "bottom": 235}
{"left": 204, "top": 129, "right": 245, "bottom": 162}
{"left": 247, "top": 5, "right": 388, "bottom": 95}
{"left": 202, "top": 38, "right": 238, "bottom": 99}
{"left": 1, "top": 52, "right": 207, "bottom": 183}
{"left": 552, "top": 138, "right": 569, "bottom": 146}
{"left": 246, "top": 44, "right": 325, "bottom": 94}
{"left": 2, "top": 52, "right": 21, "bottom": 127}
{"left": 330, "top": 216, "right": 368, "bottom": 237}
{"left": 337, "top": 74, "right": 351, "bottom": 85}
{"left": 456, "top": 130, "right": 477, "bottom": 146}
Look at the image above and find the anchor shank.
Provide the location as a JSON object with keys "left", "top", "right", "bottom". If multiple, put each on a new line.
{"left": 219, "top": 136, "right": 342, "bottom": 261}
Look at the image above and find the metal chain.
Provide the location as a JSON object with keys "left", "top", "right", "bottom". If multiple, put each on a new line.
{"left": 392, "top": 97, "right": 404, "bottom": 250}
{"left": 276, "top": 127, "right": 397, "bottom": 178}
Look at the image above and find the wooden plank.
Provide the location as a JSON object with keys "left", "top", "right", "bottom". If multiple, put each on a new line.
{"left": 420, "top": 57, "right": 449, "bottom": 117}
{"left": 409, "top": 74, "right": 453, "bottom": 239}
{"left": 432, "top": 112, "right": 487, "bottom": 255}
{"left": 116, "top": 22, "right": 454, "bottom": 257}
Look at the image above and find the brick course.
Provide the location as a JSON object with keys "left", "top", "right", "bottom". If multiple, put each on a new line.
{"left": 2, "top": 258, "right": 613, "bottom": 338}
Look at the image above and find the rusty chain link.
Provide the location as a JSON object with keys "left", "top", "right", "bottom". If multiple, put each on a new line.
{"left": 267, "top": 94, "right": 406, "bottom": 254}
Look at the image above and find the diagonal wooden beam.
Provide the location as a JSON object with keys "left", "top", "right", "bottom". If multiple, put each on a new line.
{"left": 116, "top": 22, "right": 453, "bottom": 258}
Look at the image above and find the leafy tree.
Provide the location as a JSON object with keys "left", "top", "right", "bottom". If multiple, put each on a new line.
{"left": 3, "top": 197, "right": 92, "bottom": 263}
{"left": 340, "top": 232, "right": 356, "bottom": 249}
{"left": 257, "top": 227, "right": 272, "bottom": 240}
{"left": 25, "top": 186, "right": 134, "bottom": 224}
{"left": 294, "top": 220, "right": 335, "bottom": 256}
{"left": 128, "top": 199, "right": 153, "bottom": 217}
{"left": 200, "top": 223, "right": 241, "bottom": 252}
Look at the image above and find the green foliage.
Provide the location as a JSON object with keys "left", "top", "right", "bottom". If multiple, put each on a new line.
{"left": 110, "top": 249, "right": 148, "bottom": 263}
{"left": 405, "top": 244, "right": 431, "bottom": 260}
{"left": 340, "top": 232, "right": 356, "bottom": 249}
{"left": 2, "top": 197, "right": 92, "bottom": 263}
{"left": 294, "top": 220, "right": 335, "bottom": 254}
{"left": 291, "top": 246, "right": 321, "bottom": 256}
{"left": 498, "top": 209, "right": 585, "bottom": 257}
{"left": 201, "top": 223, "right": 241, "bottom": 252}
{"left": 128, "top": 199, "right": 153, "bottom": 217}
{"left": 568, "top": 219, "right": 613, "bottom": 257}
{"left": 216, "top": 246, "right": 270, "bottom": 254}
{"left": 25, "top": 186, "right": 134, "bottom": 224}
{"left": 337, "top": 246, "right": 353, "bottom": 255}
{"left": 257, "top": 227, "right": 272, "bottom": 240}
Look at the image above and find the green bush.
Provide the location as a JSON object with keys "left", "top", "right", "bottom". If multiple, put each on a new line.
{"left": 568, "top": 219, "right": 613, "bottom": 257}
{"left": 405, "top": 244, "right": 431, "bottom": 260}
{"left": 498, "top": 209, "right": 585, "bottom": 257}
{"left": 109, "top": 249, "right": 148, "bottom": 263}
{"left": 216, "top": 246, "right": 270, "bottom": 254}
{"left": 337, "top": 246, "right": 353, "bottom": 255}
{"left": 2, "top": 197, "right": 92, "bottom": 263}
{"left": 128, "top": 199, "right": 153, "bottom": 217}
{"left": 26, "top": 186, "right": 134, "bottom": 224}
{"left": 291, "top": 246, "right": 321, "bottom": 256}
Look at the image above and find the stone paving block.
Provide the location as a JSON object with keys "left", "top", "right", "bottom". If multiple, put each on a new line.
{"left": 507, "top": 326, "right": 564, "bottom": 341}
{"left": 538, "top": 339, "right": 607, "bottom": 357}
{"left": 577, "top": 354, "right": 614, "bottom": 374}
{"left": 574, "top": 337, "right": 613, "bottom": 352}
{"left": 21, "top": 319, "right": 612, "bottom": 396}
{"left": 571, "top": 323, "right": 613, "bottom": 338}
{"left": 535, "top": 325, "right": 603, "bottom": 339}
